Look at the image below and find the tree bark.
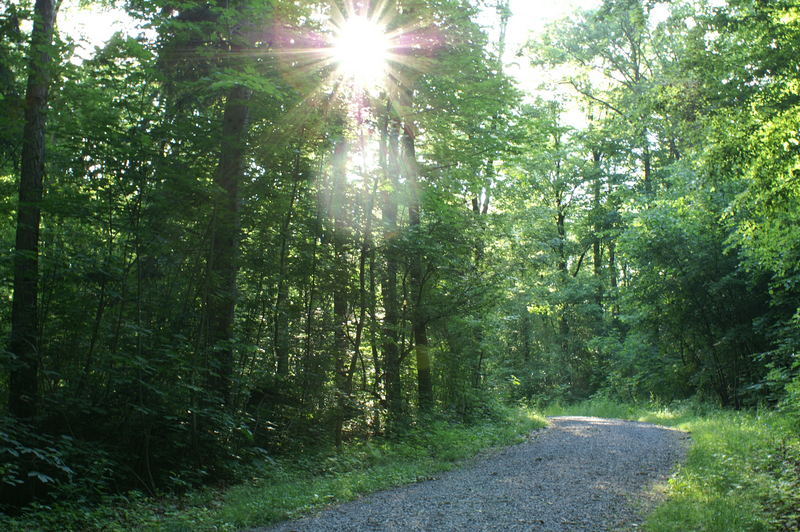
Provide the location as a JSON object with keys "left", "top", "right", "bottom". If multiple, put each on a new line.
{"left": 347, "top": 158, "right": 380, "bottom": 395}
{"left": 205, "top": 84, "right": 251, "bottom": 406}
{"left": 301, "top": 223, "right": 321, "bottom": 407}
{"left": 331, "top": 137, "right": 349, "bottom": 447}
{"left": 401, "top": 108, "right": 433, "bottom": 412}
{"left": 591, "top": 149, "right": 603, "bottom": 307}
{"left": 609, "top": 238, "right": 620, "bottom": 321}
{"left": 643, "top": 141, "right": 652, "bottom": 195}
{"left": 379, "top": 108, "right": 403, "bottom": 426}
{"left": 556, "top": 203, "right": 570, "bottom": 345}
{"left": 274, "top": 170, "right": 300, "bottom": 378}
{"left": 555, "top": 139, "right": 570, "bottom": 355}
{"left": 7, "top": 0, "right": 57, "bottom": 419}
{"left": 520, "top": 307, "right": 531, "bottom": 363}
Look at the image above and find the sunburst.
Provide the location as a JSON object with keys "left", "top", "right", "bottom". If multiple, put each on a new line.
{"left": 331, "top": 15, "right": 390, "bottom": 90}
{"left": 265, "top": 0, "right": 442, "bottom": 139}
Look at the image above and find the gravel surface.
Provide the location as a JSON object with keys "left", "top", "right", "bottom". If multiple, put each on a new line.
{"left": 255, "top": 417, "right": 689, "bottom": 532}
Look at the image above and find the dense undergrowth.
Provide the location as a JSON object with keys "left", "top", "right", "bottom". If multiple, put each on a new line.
{"left": 547, "top": 398, "right": 800, "bottom": 532}
{"left": 3, "top": 399, "right": 799, "bottom": 531}
{"left": 0, "top": 406, "right": 546, "bottom": 531}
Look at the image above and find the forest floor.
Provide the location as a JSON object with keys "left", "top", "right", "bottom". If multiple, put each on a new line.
{"left": 255, "top": 417, "right": 689, "bottom": 532}
{"left": 4, "top": 403, "right": 796, "bottom": 531}
{"left": 0, "top": 407, "right": 548, "bottom": 531}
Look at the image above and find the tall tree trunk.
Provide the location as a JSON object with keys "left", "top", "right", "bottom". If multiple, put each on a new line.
{"left": 609, "top": 239, "right": 620, "bottom": 321}
{"left": 520, "top": 307, "right": 531, "bottom": 363}
{"left": 347, "top": 160, "right": 380, "bottom": 394}
{"left": 368, "top": 246, "right": 381, "bottom": 433}
{"left": 274, "top": 172, "right": 300, "bottom": 378}
{"left": 470, "top": 191, "right": 486, "bottom": 389}
{"left": 469, "top": 2, "right": 510, "bottom": 390}
{"left": 556, "top": 203, "right": 570, "bottom": 343}
{"left": 607, "top": 178, "right": 620, "bottom": 323}
{"left": 401, "top": 105, "right": 433, "bottom": 412}
{"left": 642, "top": 140, "right": 652, "bottom": 196}
{"left": 591, "top": 149, "right": 603, "bottom": 307}
{"left": 331, "top": 137, "right": 349, "bottom": 447}
{"left": 204, "top": 84, "right": 251, "bottom": 406}
{"left": 7, "top": 0, "right": 57, "bottom": 420}
{"left": 301, "top": 226, "right": 321, "bottom": 407}
{"left": 379, "top": 107, "right": 403, "bottom": 426}
{"left": 553, "top": 130, "right": 570, "bottom": 356}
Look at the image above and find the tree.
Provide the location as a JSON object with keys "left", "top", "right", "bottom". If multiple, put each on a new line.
{"left": 7, "top": 0, "right": 58, "bottom": 419}
{"left": 530, "top": 0, "right": 663, "bottom": 196}
{"left": 378, "top": 101, "right": 404, "bottom": 426}
{"left": 204, "top": 82, "right": 252, "bottom": 405}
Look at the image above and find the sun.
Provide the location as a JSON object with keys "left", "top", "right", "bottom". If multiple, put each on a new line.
{"left": 331, "top": 15, "right": 391, "bottom": 90}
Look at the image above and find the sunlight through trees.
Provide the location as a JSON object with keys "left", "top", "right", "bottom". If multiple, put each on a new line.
{"left": 1, "top": 0, "right": 799, "bottom": 528}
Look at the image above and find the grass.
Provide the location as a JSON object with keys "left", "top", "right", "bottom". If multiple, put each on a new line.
{"left": 0, "top": 406, "right": 546, "bottom": 531}
{"left": 7, "top": 398, "right": 797, "bottom": 531}
{"left": 546, "top": 398, "right": 800, "bottom": 532}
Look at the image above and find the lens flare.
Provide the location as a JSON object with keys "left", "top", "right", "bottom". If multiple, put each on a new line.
{"left": 332, "top": 16, "right": 390, "bottom": 90}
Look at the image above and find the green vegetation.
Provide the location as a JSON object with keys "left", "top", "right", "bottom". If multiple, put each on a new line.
{"left": 2, "top": 0, "right": 799, "bottom": 528}
{"left": 0, "top": 407, "right": 546, "bottom": 531}
{"left": 548, "top": 399, "right": 800, "bottom": 532}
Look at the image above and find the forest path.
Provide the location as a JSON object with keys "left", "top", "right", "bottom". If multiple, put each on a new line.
{"left": 256, "top": 417, "right": 689, "bottom": 532}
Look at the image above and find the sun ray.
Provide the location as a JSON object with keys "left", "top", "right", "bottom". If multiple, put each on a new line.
{"left": 331, "top": 15, "right": 390, "bottom": 90}
{"left": 261, "top": 0, "right": 445, "bottom": 141}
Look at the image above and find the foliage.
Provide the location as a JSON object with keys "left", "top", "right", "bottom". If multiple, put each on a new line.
{"left": 3, "top": 0, "right": 800, "bottom": 528}
{"left": 0, "top": 416, "right": 114, "bottom": 509}
{"left": 0, "top": 406, "right": 546, "bottom": 531}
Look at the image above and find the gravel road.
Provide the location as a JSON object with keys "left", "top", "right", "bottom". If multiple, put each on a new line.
{"left": 256, "top": 416, "right": 689, "bottom": 532}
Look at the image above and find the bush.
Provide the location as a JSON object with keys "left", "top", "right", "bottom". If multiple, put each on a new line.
{"left": 781, "top": 372, "right": 800, "bottom": 428}
{"left": 0, "top": 416, "right": 114, "bottom": 511}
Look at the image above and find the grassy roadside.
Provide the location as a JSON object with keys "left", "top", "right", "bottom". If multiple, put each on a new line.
{"left": 0, "top": 406, "right": 546, "bottom": 531}
{"left": 546, "top": 399, "right": 800, "bottom": 532}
